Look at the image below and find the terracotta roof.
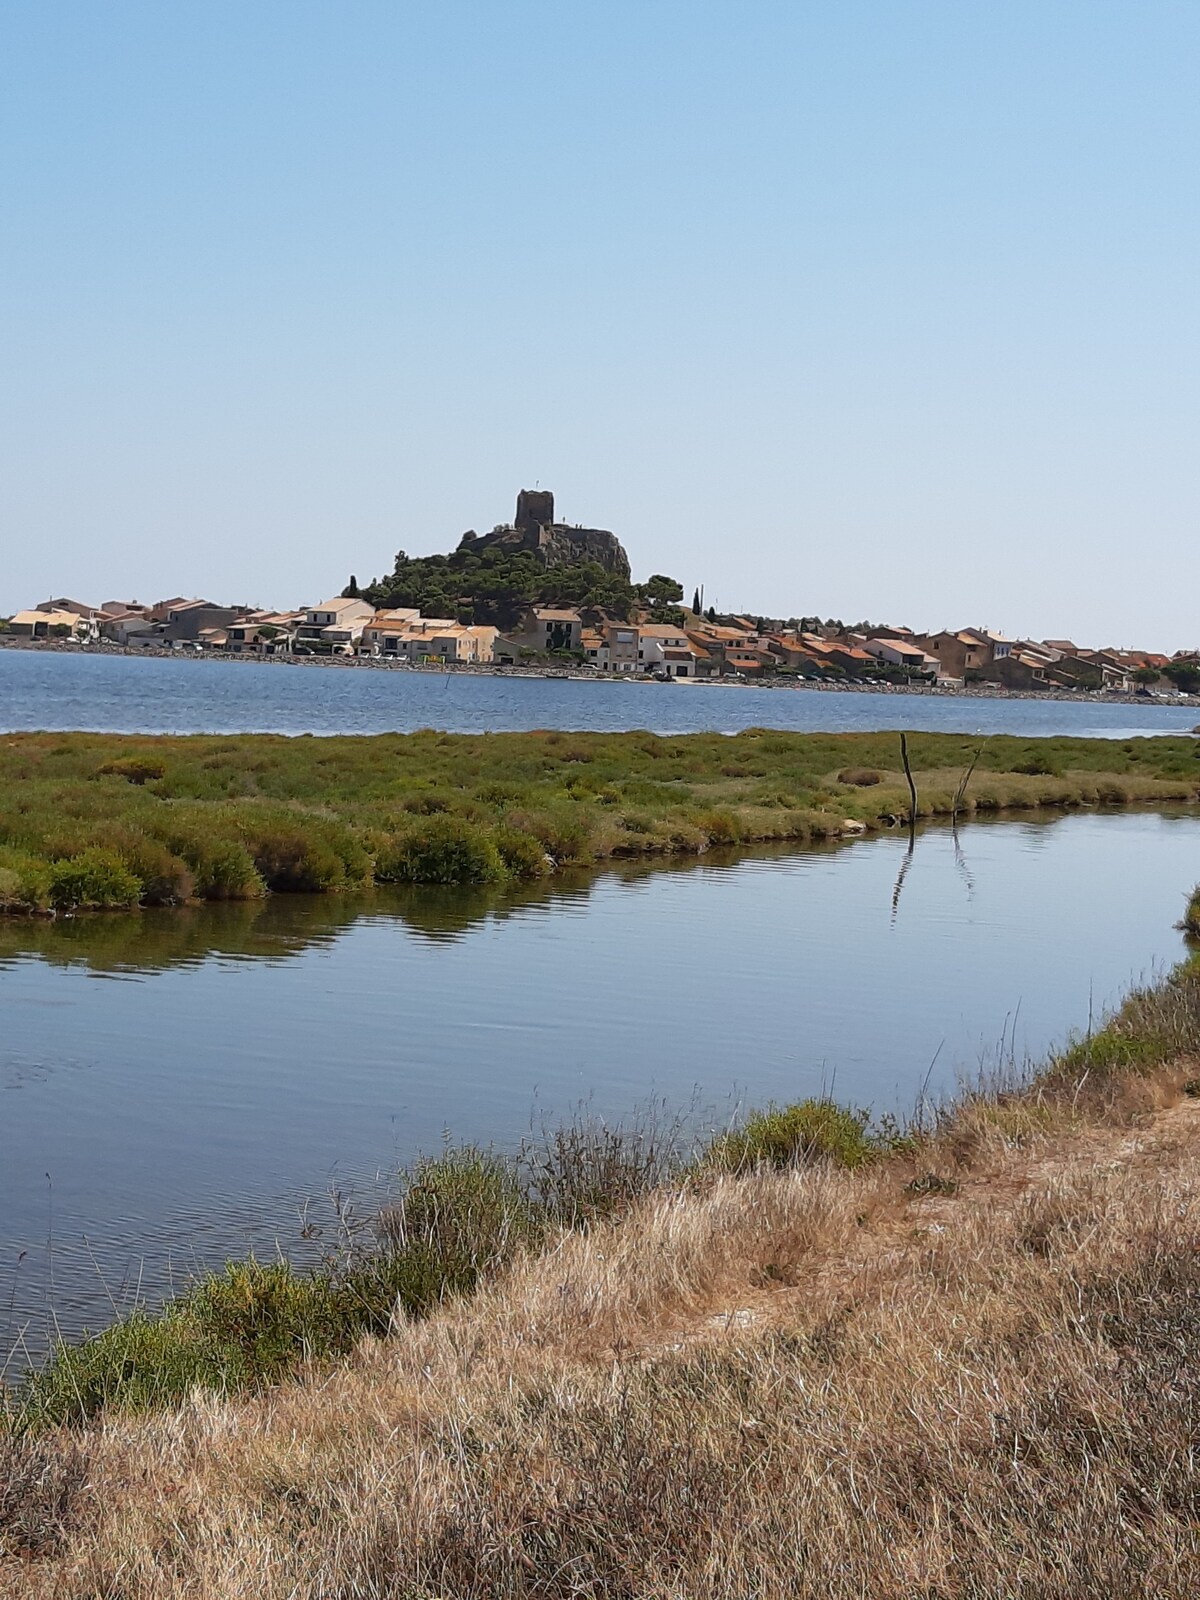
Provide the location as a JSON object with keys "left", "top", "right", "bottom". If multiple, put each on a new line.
{"left": 869, "top": 637, "right": 926, "bottom": 658}
{"left": 11, "top": 609, "right": 80, "bottom": 628}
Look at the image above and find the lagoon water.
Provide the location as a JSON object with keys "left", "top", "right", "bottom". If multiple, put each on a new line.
{"left": 3, "top": 809, "right": 1199, "bottom": 1360}
{"left": 2, "top": 647, "right": 1198, "bottom": 738}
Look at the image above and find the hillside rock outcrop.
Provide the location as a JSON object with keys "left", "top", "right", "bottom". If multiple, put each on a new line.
{"left": 457, "top": 491, "right": 631, "bottom": 580}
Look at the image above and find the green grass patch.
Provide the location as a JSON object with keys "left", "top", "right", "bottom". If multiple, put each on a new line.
{"left": 703, "top": 1099, "right": 880, "bottom": 1172}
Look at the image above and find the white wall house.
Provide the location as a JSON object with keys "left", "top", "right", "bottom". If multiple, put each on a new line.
{"left": 294, "top": 598, "right": 375, "bottom": 652}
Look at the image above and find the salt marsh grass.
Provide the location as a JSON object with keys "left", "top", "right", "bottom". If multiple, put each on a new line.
{"left": 0, "top": 727, "right": 1197, "bottom": 912}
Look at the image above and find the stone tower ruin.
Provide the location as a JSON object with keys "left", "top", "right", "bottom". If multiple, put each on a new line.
{"left": 514, "top": 488, "right": 554, "bottom": 533}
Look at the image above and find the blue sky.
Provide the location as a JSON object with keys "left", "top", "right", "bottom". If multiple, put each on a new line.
{"left": 2, "top": 1, "right": 1198, "bottom": 646}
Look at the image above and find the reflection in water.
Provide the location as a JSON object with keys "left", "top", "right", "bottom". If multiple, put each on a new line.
{"left": 0, "top": 841, "right": 846, "bottom": 973}
{"left": 890, "top": 826, "right": 916, "bottom": 923}
{"left": 952, "top": 822, "right": 977, "bottom": 902}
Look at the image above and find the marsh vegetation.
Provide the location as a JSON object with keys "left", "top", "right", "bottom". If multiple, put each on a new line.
{"left": 1, "top": 727, "right": 1197, "bottom": 912}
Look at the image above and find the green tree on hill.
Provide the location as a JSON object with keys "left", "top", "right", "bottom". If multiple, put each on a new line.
{"left": 363, "top": 546, "right": 637, "bottom": 626}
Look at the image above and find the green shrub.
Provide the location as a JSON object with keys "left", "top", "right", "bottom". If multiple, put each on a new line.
{"left": 376, "top": 1147, "right": 534, "bottom": 1314}
{"left": 401, "top": 792, "right": 451, "bottom": 815}
{"left": 102, "top": 833, "right": 192, "bottom": 904}
{"left": 19, "top": 1261, "right": 350, "bottom": 1428}
{"left": 95, "top": 756, "right": 166, "bottom": 785}
{"left": 20, "top": 1308, "right": 230, "bottom": 1427}
{"left": 186, "top": 839, "right": 264, "bottom": 900}
{"left": 375, "top": 818, "right": 506, "bottom": 885}
{"left": 695, "top": 810, "right": 741, "bottom": 845}
{"left": 46, "top": 849, "right": 142, "bottom": 910}
{"left": 179, "top": 1259, "right": 347, "bottom": 1380}
{"left": 1181, "top": 886, "right": 1200, "bottom": 939}
{"left": 494, "top": 828, "right": 551, "bottom": 879}
{"left": 475, "top": 782, "right": 531, "bottom": 807}
{"left": 523, "top": 808, "right": 594, "bottom": 865}
{"left": 522, "top": 1110, "right": 686, "bottom": 1227}
{"left": 838, "top": 768, "right": 883, "bottom": 787}
{"left": 704, "top": 1099, "right": 879, "bottom": 1172}
{"left": 239, "top": 821, "right": 348, "bottom": 893}
{"left": 0, "top": 848, "right": 52, "bottom": 911}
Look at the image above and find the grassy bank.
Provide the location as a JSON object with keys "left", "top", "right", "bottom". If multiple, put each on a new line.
{"left": 5, "top": 945, "right": 1200, "bottom": 1592}
{"left": 1, "top": 727, "right": 1198, "bottom": 912}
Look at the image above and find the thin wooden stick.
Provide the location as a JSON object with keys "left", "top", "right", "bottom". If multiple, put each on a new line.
{"left": 899, "top": 732, "right": 919, "bottom": 824}
{"left": 952, "top": 746, "right": 982, "bottom": 825}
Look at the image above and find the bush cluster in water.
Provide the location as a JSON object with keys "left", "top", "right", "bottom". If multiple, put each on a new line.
{"left": 1, "top": 728, "right": 1198, "bottom": 912}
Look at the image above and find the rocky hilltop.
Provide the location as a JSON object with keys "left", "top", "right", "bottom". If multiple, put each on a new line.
{"left": 457, "top": 490, "right": 631, "bottom": 581}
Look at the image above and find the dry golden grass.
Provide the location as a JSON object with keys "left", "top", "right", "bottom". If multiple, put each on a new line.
{"left": 7, "top": 1045, "right": 1200, "bottom": 1595}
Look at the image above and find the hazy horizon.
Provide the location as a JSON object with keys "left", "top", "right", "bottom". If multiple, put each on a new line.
{"left": 3, "top": 3, "right": 1198, "bottom": 650}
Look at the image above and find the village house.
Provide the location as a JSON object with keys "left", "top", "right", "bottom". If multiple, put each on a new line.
{"left": 580, "top": 626, "right": 604, "bottom": 667}
{"left": 7, "top": 607, "right": 97, "bottom": 641}
{"left": 684, "top": 623, "right": 760, "bottom": 675}
{"left": 600, "top": 622, "right": 641, "bottom": 672}
{"left": 99, "top": 609, "right": 161, "bottom": 646}
{"left": 796, "top": 637, "right": 875, "bottom": 676}
{"left": 293, "top": 597, "right": 375, "bottom": 653}
{"left": 862, "top": 637, "right": 940, "bottom": 677}
{"left": 225, "top": 612, "right": 303, "bottom": 655}
{"left": 981, "top": 651, "right": 1054, "bottom": 691}
{"left": 982, "top": 631, "right": 1016, "bottom": 660}
{"left": 637, "top": 623, "right": 701, "bottom": 676}
{"left": 764, "top": 635, "right": 810, "bottom": 670}
{"left": 499, "top": 606, "right": 585, "bottom": 656}
{"left": 359, "top": 609, "right": 423, "bottom": 654}
{"left": 912, "top": 630, "right": 993, "bottom": 679}
{"left": 36, "top": 597, "right": 105, "bottom": 626}
{"left": 370, "top": 619, "right": 497, "bottom": 664}
{"left": 159, "top": 599, "right": 242, "bottom": 643}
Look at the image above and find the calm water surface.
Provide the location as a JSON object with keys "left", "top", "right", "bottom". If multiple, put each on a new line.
{"left": 2, "top": 809, "right": 1198, "bottom": 1359}
{"left": 3, "top": 648, "right": 1198, "bottom": 737}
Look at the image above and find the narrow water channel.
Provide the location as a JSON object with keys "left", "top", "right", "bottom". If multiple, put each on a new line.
{"left": 2, "top": 808, "right": 1198, "bottom": 1362}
